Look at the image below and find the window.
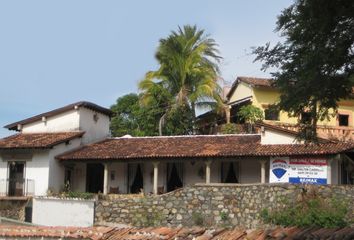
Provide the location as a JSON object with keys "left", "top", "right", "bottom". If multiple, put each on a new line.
{"left": 264, "top": 108, "right": 279, "bottom": 121}
{"left": 338, "top": 114, "right": 349, "bottom": 126}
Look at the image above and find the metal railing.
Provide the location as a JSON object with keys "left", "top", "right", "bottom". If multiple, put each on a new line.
{"left": 0, "top": 178, "right": 35, "bottom": 197}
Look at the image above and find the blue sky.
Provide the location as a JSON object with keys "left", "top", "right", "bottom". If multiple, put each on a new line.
{"left": 0, "top": 0, "right": 292, "bottom": 137}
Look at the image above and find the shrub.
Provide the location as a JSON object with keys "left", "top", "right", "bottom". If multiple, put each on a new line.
{"left": 64, "top": 191, "right": 95, "bottom": 200}
{"left": 220, "top": 211, "right": 229, "bottom": 221}
{"left": 220, "top": 123, "right": 240, "bottom": 134}
{"left": 261, "top": 196, "right": 349, "bottom": 228}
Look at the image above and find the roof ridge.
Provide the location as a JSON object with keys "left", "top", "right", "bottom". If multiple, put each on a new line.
{"left": 4, "top": 101, "right": 113, "bottom": 131}
{"left": 112, "top": 134, "right": 261, "bottom": 139}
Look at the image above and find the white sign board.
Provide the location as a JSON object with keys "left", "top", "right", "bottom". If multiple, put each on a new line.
{"left": 270, "top": 157, "right": 328, "bottom": 185}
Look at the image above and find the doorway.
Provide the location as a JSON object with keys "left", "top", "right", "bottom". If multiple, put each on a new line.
{"left": 8, "top": 162, "right": 25, "bottom": 196}
{"left": 86, "top": 163, "right": 104, "bottom": 193}
{"left": 221, "top": 162, "right": 239, "bottom": 183}
{"left": 128, "top": 163, "right": 144, "bottom": 193}
{"left": 167, "top": 162, "right": 183, "bottom": 192}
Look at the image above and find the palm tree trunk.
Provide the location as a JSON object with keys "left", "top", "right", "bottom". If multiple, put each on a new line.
{"left": 159, "top": 113, "right": 167, "bottom": 136}
{"left": 191, "top": 102, "right": 197, "bottom": 134}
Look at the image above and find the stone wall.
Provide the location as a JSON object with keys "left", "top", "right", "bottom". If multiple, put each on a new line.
{"left": 95, "top": 184, "right": 354, "bottom": 228}
{"left": 0, "top": 199, "right": 29, "bottom": 221}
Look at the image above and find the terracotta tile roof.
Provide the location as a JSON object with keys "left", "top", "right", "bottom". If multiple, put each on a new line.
{"left": 237, "top": 76, "right": 274, "bottom": 88}
{"left": 56, "top": 135, "right": 354, "bottom": 161}
{"left": 0, "top": 225, "right": 111, "bottom": 240}
{"left": 57, "top": 135, "right": 259, "bottom": 160}
{"left": 226, "top": 76, "right": 274, "bottom": 100}
{"left": 0, "top": 226, "right": 353, "bottom": 239}
{"left": 0, "top": 132, "right": 84, "bottom": 149}
{"left": 4, "top": 101, "right": 113, "bottom": 131}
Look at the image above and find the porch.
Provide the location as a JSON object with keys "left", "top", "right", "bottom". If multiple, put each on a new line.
{"left": 63, "top": 158, "right": 269, "bottom": 195}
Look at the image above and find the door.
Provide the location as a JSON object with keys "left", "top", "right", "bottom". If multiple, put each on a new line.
{"left": 86, "top": 163, "right": 104, "bottom": 193}
{"left": 8, "top": 162, "right": 25, "bottom": 196}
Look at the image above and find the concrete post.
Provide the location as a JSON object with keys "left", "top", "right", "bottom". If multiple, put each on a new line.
{"left": 103, "top": 163, "right": 109, "bottom": 195}
{"left": 205, "top": 160, "right": 212, "bottom": 184}
{"left": 153, "top": 162, "right": 159, "bottom": 195}
{"left": 260, "top": 160, "right": 267, "bottom": 184}
{"left": 327, "top": 158, "right": 332, "bottom": 184}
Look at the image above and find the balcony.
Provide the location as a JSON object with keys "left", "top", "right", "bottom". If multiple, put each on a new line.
{"left": 0, "top": 179, "right": 35, "bottom": 197}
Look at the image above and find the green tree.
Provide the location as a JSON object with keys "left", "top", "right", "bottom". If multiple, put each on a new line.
{"left": 110, "top": 93, "right": 160, "bottom": 136}
{"left": 253, "top": 0, "right": 354, "bottom": 142}
{"left": 110, "top": 93, "right": 193, "bottom": 136}
{"left": 139, "top": 25, "right": 223, "bottom": 135}
{"left": 237, "top": 105, "right": 263, "bottom": 133}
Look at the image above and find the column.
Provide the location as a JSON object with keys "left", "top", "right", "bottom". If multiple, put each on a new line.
{"left": 225, "top": 106, "right": 231, "bottom": 124}
{"left": 327, "top": 159, "right": 332, "bottom": 184}
{"left": 152, "top": 162, "right": 159, "bottom": 195}
{"left": 260, "top": 160, "right": 266, "bottom": 184}
{"left": 205, "top": 160, "right": 212, "bottom": 184}
{"left": 103, "top": 163, "right": 109, "bottom": 195}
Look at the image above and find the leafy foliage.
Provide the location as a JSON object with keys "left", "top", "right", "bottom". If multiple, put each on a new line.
{"left": 253, "top": 0, "right": 354, "bottom": 142}
{"left": 261, "top": 196, "right": 349, "bottom": 228}
{"left": 110, "top": 93, "right": 193, "bottom": 136}
{"left": 139, "top": 25, "right": 223, "bottom": 135}
{"left": 220, "top": 123, "right": 241, "bottom": 134}
{"left": 237, "top": 105, "right": 263, "bottom": 124}
{"left": 110, "top": 93, "right": 156, "bottom": 136}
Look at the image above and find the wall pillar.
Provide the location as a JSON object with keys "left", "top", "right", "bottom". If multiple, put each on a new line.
{"left": 152, "top": 162, "right": 159, "bottom": 195}
{"left": 103, "top": 163, "right": 109, "bottom": 195}
{"left": 259, "top": 160, "right": 267, "bottom": 184}
{"left": 327, "top": 158, "right": 333, "bottom": 185}
{"left": 225, "top": 106, "right": 231, "bottom": 124}
{"left": 205, "top": 160, "right": 212, "bottom": 184}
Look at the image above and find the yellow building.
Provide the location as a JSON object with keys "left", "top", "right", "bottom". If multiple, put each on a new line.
{"left": 226, "top": 76, "right": 354, "bottom": 141}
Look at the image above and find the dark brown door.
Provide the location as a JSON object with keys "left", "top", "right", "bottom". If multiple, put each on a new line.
{"left": 8, "top": 162, "right": 25, "bottom": 196}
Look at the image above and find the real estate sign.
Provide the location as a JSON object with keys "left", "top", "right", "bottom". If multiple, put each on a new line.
{"left": 269, "top": 157, "right": 327, "bottom": 184}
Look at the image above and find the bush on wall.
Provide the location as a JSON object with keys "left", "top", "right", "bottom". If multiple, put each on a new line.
{"left": 261, "top": 189, "right": 350, "bottom": 228}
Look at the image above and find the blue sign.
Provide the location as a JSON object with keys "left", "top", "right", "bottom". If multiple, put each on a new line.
{"left": 289, "top": 177, "right": 327, "bottom": 185}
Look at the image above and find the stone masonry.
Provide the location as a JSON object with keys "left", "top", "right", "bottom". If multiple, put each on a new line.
{"left": 0, "top": 199, "right": 29, "bottom": 221}
{"left": 95, "top": 183, "right": 354, "bottom": 228}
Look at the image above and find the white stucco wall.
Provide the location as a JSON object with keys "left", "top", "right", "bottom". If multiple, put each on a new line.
{"left": 71, "top": 162, "right": 87, "bottom": 192}
{"left": 108, "top": 162, "right": 127, "bottom": 194}
{"left": 0, "top": 152, "right": 51, "bottom": 196}
{"left": 239, "top": 158, "right": 263, "bottom": 183}
{"left": 48, "top": 138, "right": 83, "bottom": 193}
{"left": 261, "top": 129, "right": 298, "bottom": 144}
{"left": 32, "top": 197, "right": 95, "bottom": 227}
{"left": 0, "top": 158, "right": 8, "bottom": 195}
{"left": 22, "top": 110, "right": 80, "bottom": 133}
{"left": 78, "top": 108, "right": 110, "bottom": 144}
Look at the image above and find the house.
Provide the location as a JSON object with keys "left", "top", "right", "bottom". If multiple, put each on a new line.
{"left": 225, "top": 76, "right": 354, "bottom": 142}
{"left": 0, "top": 101, "right": 353, "bottom": 197}
{"left": 0, "top": 101, "right": 112, "bottom": 196}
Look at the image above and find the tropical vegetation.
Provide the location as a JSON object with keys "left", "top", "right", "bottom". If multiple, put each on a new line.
{"left": 253, "top": 0, "right": 354, "bottom": 142}
{"left": 139, "top": 25, "right": 223, "bottom": 135}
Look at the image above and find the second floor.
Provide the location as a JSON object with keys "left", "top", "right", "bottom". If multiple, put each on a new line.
{"left": 227, "top": 76, "right": 354, "bottom": 128}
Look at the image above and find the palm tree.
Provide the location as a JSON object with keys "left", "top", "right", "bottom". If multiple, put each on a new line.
{"left": 139, "top": 25, "right": 223, "bottom": 135}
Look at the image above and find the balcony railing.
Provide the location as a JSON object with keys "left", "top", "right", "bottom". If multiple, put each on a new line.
{"left": 0, "top": 179, "right": 35, "bottom": 197}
